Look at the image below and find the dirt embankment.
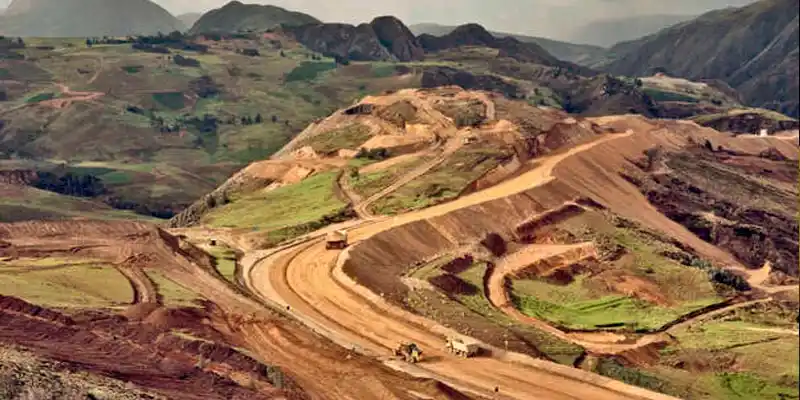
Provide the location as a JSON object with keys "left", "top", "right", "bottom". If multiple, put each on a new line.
{"left": 344, "top": 179, "right": 581, "bottom": 304}
{"left": 0, "top": 219, "right": 474, "bottom": 400}
{"left": 0, "top": 295, "right": 299, "bottom": 400}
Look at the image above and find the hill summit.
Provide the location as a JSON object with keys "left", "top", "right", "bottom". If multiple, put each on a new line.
{"left": 189, "top": 1, "right": 320, "bottom": 34}
{"left": 0, "top": 0, "right": 183, "bottom": 37}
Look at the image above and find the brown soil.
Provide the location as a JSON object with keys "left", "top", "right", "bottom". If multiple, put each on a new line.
{"left": 592, "top": 270, "right": 672, "bottom": 307}
{"left": 427, "top": 273, "right": 479, "bottom": 296}
{"left": 0, "top": 219, "right": 475, "bottom": 400}
{"left": 0, "top": 296, "right": 294, "bottom": 400}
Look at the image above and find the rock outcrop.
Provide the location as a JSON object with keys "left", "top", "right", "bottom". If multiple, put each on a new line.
{"left": 286, "top": 16, "right": 424, "bottom": 62}
{"left": 421, "top": 66, "right": 524, "bottom": 99}
{"left": 370, "top": 16, "right": 425, "bottom": 62}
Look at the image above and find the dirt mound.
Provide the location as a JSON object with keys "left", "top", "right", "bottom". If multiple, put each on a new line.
{"left": 440, "top": 254, "right": 474, "bottom": 274}
{"left": 0, "top": 295, "right": 302, "bottom": 399}
{"left": 593, "top": 270, "right": 671, "bottom": 307}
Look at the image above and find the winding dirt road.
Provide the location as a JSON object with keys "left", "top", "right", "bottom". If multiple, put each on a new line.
{"left": 244, "top": 131, "right": 687, "bottom": 400}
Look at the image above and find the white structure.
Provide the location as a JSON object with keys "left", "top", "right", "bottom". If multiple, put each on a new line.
{"left": 759, "top": 128, "right": 768, "bottom": 137}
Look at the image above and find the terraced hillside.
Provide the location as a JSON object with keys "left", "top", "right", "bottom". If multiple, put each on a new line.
{"left": 2, "top": 88, "right": 798, "bottom": 398}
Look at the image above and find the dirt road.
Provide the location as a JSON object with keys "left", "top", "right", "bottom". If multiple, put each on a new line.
{"left": 245, "top": 131, "right": 685, "bottom": 400}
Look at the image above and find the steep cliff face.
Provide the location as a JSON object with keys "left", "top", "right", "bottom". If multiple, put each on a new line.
{"left": 370, "top": 16, "right": 425, "bottom": 62}
{"left": 286, "top": 16, "right": 424, "bottom": 62}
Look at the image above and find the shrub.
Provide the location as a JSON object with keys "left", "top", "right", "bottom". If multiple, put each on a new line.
{"left": 173, "top": 54, "right": 200, "bottom": 67}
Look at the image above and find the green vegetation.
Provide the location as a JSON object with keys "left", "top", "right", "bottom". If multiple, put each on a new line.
{"left": 204, "top": 171, "right": 351, "bottom": 245}
{"left": 152, "top": 91, "right": 185, "bottom": 110}
{"left": 146, "top": 269, "right": 203, "bottom": 306}
{"left": 712, "top": 372, "right": 798, "bottom": 400}
{"left": 121, "top": 65, "right": 143, "bottom": 74}
{"left": 0, "top": 185, "right": 151, "bottom": 222}
{"left": 513, "top": 290, "right": 717, "bottom": 331}
{"left": 0, "top": 259, "right": 133, "bottom": 308}
{"left": 299, "top": 124, "right": 372, "bottom": 154}
{"left": 25, "top": 92, "right": 56, "bottom": 103}
{"left": 348, "top": 156, "right": 432, "bottom": 198}
{"left": 691, "top": 107, "right": 797, "bottom": 124}
{"left": 372, "top": 146, "right": 510, "bottom": 215}
{"left": 595, "top": 359, "right": 679, "bottom": 396}
{"left": 405, "top": 260, "right": 585, "bottom": 365}
{"left": 642, "top": 88, "right": 699, "bottom": 103}
{"left": 207, "top": 246, "right": 237, "bottom": 283}
{"left": 285, "top": 61, "right": 338, "bottom": 82}
{"left": 371, "top": 64, "right": 398, "bottom": 78}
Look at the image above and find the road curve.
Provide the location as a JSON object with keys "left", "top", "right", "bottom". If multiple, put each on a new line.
{"left": 244, "top": 131, "right": 685, "bottom": 400}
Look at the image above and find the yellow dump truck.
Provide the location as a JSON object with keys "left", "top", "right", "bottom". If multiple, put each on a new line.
{"left": 446, "top": 337, "right": 480, "bottom": 358}
{"left": 325, "top": 230, "right": 348, "bottom": 249}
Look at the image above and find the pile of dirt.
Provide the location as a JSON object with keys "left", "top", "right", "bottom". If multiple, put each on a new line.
{"left": 0, "top": 295, "right": 302, "bottom": 400}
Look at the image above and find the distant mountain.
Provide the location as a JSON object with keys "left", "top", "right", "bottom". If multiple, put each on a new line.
{"left": 605, "top": 0, "right": 799, "bottom": 117}
{"left": 0, "top": 0, "right": 183, "bottom": 37}
{"left": 286, "top": 16, "right": 424, "bottom": 62}
{"left": 176, "top": 12, "right": 202, "bottom": 30}
{"left": 409, "top": 23, "right": 610, "bottom": 67}
{"left": 416, "top": 23, "right": 595, "bottom": 76}
{"left": 189, "top": 1, "right": 320, "bottom": 34}
{"left": 567, "top": 14, "right": 697, "bottom": 47}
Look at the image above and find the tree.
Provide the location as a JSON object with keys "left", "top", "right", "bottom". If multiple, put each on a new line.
{"left": 86, "top": 38, "right": 93, "bottom": 47}
{"left": 255, "top": 113, "right": 263, "bottom": 123}
{"left": 271, "top": 115, "right": 278, "bottom": 123}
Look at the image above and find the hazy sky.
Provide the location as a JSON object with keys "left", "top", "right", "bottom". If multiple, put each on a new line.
{"left": 152, "top": 0, "right": 756, "bottom": 38}
{"left": 0, "top": 0, "right": 757, "bottom": 38}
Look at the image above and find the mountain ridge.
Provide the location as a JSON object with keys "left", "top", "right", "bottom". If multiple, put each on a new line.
{"left": 604, "top": 0, "right": 799, "bottom": 117}
{"left": 0, "top": 0, "right": 183, "bottom": 37}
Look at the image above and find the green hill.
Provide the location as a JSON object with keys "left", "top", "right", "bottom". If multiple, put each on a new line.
{"left": 0, "top": 0, "right": 183, "bottom": 37}
{"left": 604, "top": 0, "right": 799, "bottom": 118}
{"left": 409, "top": 23, "right": 611, "bottom": 67}
{"left": 189, "top": 1, "right": 320, "bottom": 34}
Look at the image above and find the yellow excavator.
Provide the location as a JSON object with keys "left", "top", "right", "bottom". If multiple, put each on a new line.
{"left": 393, "top": 342, "right": 423, "bottom": 363}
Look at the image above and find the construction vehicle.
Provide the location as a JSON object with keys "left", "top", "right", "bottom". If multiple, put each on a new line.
{"left": 325, "top": 230, "right": 348, "bottom": 250}
{"left": 393, "top": 342, "right": 423, "bottom": 363}
{"left": 446, "top": 337, "right": 480, "bottom": 358}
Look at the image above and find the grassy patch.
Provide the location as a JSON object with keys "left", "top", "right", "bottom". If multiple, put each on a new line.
{"left": 452, "top": 262, "right": 584, "bottom": 364}
{"left": 204, "top": 171, "right": 349, "bottom": 234}
{"left": 513, "top": 291, "right": 717, "bottom": 331}
{"left": 152, "top": 91, "right": 185, "bottom": 110}
{"left": 595, "top": 358, "right": 680, "bottom": 396}
{"left": 0, "top": 260, "right": 133, "bottom": 308}
{"left": 299, "top": 124, "right": 372, "bottom": 154}
{"left": 146, "top": 270, "right": 203, "bottom": 306}
{"left": 121, "top": 65, "right": 143, "bottom": 74}
{"left": 371, "top": 64, "right": 398, "bottom": 78}
{"left": 348, "top": 156, "right": 432, "bottom": 198}
{"left": 98, "top": 170, "right": 133, "bottom": 185}
{"left": 643, "top": 88, "right": 699, "bottom": 103}
{"left": 405, "top": 271, "right": 585, "bottom": 365}
{"left": 25, "top": 92, "right": 56, "bottom": 103}
{"left": 371, "top": 146, "right": 510, "bottom": 215}
{"left": 712, "top": 372, "right": 798, "bottom": 400}
{"left": 285, "top": 61, "right": 337, "bottom": 82}
{"left": 692, "top": 108, "right": 796, "bottom": 124}
{"left": 206, "top": 246, "right": 237, "bottom": 284}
